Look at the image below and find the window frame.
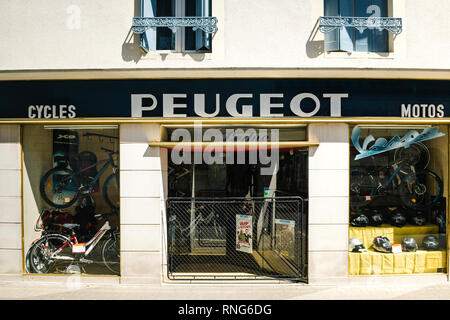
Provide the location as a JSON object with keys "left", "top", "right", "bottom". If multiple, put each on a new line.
{"left": 323, "top": 0, "right": 392, "bottom": 53}
{"left": 139, "top": 0, "right": 213, "bottom": 54}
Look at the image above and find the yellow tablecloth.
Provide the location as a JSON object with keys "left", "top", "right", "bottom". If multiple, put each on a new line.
{"left": 349, "top": 224, "right": 440, "bottom": 250}
{"left": 349, "top": 249, "right": 446, "bottom": 275}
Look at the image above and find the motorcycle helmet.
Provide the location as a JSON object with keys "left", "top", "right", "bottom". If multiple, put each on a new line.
{"left": 373, "top": 236, "right": 392, "bottom": 253}
{"left": 434, "top": 214, "right": 446, "bottom": 232}
{"left": 390, "top": 211, "right": 407, "bottom": 227}
{"left": 350, "top": 213, "right": 369, "bottom": 227}
{"left": 409, "top": 211, "right": 427, "bottom": 226}
{"left": 349, "top": 238, "right": 366, "bottom": 252}
{"left": 422, "top": 235, "right": 440, "bottom": 251}
{"left": 401, "top": 237, "right": 418, "bottom": 252}
{"left": 369, "top": 209, "right": 384, "bottom": 226}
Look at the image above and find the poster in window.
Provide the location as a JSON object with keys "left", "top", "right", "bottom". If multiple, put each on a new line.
{"left": 275, "top": 219, "right": 296, "bottom": 260}
{"left": 236, "top": 214, "right": 252, "bottom": 254}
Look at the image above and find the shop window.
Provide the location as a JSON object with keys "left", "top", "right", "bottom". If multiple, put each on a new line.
{"left": 323, "top": 0, "right": 390, "bottom": 52}
{"left": 165, "top": 126, "right": 309, "bottom": 280}
{"left": 349, "top": 125, "right": 448, "bottom": 275}
{"left": 138, "top": 0, "right": 213, "bottom": 52}
{"left": 23, "top": 125, "right": 120, "bottom": 276}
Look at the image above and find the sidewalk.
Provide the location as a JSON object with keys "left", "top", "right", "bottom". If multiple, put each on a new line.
{"left": 1, "top": 275, "right": 450, "bottom": 300}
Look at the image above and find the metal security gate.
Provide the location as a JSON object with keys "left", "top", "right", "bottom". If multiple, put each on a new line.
{"left": 167, "top": 197, "right": 307, "bottom": 282}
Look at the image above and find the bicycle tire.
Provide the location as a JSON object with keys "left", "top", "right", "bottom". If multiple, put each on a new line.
{"left": 101, "top": 234, "right": 120, "bottom": 275}
{"left": 40, "top": 167, "right": 79, "bottom": 208}
{"left": 350, "top": 168, "right": 377, "bottom": 209}
{"left": 103, "top": 173, "right": 119, "bottom": 210}
{"left": 394, "top": 142, "right": 430, "bottom": 170}
{"left": 399, "top": 169, "right": 443, "bottom": 210}
{"left": 28, "top": 234, "right": 73, "bottom": 274}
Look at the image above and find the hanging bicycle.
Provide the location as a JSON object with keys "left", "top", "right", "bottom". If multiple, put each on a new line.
{"left": 40, "top": 147, "right": 119, "bottom": 210}
{"left": 350, "top": 154, "right": 443, "bottom": 210}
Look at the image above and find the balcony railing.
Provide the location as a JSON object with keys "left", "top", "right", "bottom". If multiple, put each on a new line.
{"left": 132, "top": 16, "right": 218, "bottom": 34}
{"left": 319, "top": 16, "right": 402, "bottom": 35}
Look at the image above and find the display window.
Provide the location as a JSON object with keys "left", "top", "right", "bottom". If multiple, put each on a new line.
{"left": 165, "top": 126, "right": 309, "bottom": 280}
{"left": 349, "top": 125, "right": 448, "bottom": 275}
{"left": 22, "top": 125, "right": 120, "bottom": 276}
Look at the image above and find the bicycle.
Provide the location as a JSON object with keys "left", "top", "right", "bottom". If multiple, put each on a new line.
{"left": 350, "top": 155, "right": 443, "bottom": 210}
{"left": 26, "top": 213, "right": 120, "bottom": 275}
{"left": 40, "top": 147, "right": 119, "bottom": 210}
{"left": 168, "top": 201, "right": 227, "bottom": 252}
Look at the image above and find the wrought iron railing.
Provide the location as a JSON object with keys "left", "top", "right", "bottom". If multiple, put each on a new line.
{"left": 166, "top": 197, "right": 307, "bottom": 282}
{"left": 132, "top": 16, "right": 218, "bottom": 35}
{"left": 319, "top": 16, "right": 402, "bottom": 35}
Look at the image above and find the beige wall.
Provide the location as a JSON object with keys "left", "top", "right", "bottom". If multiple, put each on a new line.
{"left": 119, "top": 124, "right": 167, "bottom": 283}
{"left": 308, "top": 123, "right": 349, "bottom": 283}
{"left": 0, "top": 0, "right": 449, "bottom": 73}
{"left": 0, "top": 125, "right": 22, "bottom": 274}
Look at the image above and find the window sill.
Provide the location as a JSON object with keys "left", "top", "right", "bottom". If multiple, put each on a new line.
{"left": 140, "top": 50, "right": 213, "bottom": 61}
{"left": 324, "top": 51, "right": 395, "bottom": 59}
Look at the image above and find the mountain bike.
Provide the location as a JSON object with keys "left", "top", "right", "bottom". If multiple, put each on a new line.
{"left": 40, "top": 147, "right": 119, "bottom": 210}
{"left": 350, "top": 157, "right": 443, "bottom": 210}
{"left": 26, "top": 213, "right": 120, "bottom": 275}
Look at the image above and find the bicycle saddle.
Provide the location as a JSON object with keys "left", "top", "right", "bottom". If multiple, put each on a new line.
{"left": 54, "top": 223, "right": 80, "bottom": 229}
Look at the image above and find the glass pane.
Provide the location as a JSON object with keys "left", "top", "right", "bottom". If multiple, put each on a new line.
{"left": 156, "top": 0, "right": 175, "bottom": 50}
{"left": 23, "top": 126, "right": 120, "bottom": 276}
{"left": 349, "top": 125, "right": 448, "bottom": 275}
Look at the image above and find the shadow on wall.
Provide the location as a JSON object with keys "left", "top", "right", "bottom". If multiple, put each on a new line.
{"left": 306, "top": 19, "right": 324, "bottom": 59}
{"left": 122, "top": 0, "right": 144, "bottom": 63}
{"left": 122, "top": 28, "right": 144, "bottom": 63}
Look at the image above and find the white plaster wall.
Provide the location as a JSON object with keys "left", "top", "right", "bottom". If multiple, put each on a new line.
{"left": 307, "top": 123, "right": 349, "bottom": 284}
{"left": 0, "top": 125, "right": 22, "bottom": 274}
{"left": 119, "top": 124, "right": 166, "bottom": 284}
{"left": 0, "top": 0, "right": 449, "bottom": 71}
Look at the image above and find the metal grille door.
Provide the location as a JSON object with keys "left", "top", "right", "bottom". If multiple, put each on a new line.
{"left": 166, "top": 197, "right": 307, "bottom": 282}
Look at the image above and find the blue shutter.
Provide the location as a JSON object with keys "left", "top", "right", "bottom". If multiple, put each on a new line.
{"left": 339, "top": 0, "right": 354, "bottom": 52}
{"left": 195, "top": 0, "right": 211, "bottom": 50}
{"left": 140, "top": 0, "right": 157, "bottom": 52}
{"left": 324, "top": 0, "right": 340, "bottom": 51}
{"left": 369, "top": 0, "right": 388, "bottom": 52}
{"left": 354, "top": 0, "right": 370, "bottom": 52}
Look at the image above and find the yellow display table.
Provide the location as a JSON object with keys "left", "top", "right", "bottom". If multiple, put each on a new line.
{"left": 349, "top": 249, "right": 446, "bottom": 275}
{"left": 349, "top": 224, "right": 446, "bottom": 275}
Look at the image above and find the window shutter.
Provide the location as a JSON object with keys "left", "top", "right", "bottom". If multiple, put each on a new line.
{"left": 323, "top": 0, "right": 340, "bottom": 51}
{"left": 195, "top": 0, "right": 211, "bottom": 50}
{"left": 369, "top": 0, "right": 388, "bottom": 52}
{"left": 354, "top": 0, "right": 370, "bottom": 52}
{"left": 339, "top": 0, "right": 354, "bottom": 52}
{"left": 139, "top": 0, "right": 157, "bottom": 52}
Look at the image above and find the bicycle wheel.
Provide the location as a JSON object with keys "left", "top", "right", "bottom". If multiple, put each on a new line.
{"left": 28, "top": 234, "right": 73, "bottom": 274}
{"left": 101, "top": 233, "right": 120, "bottom": 275}
{"left": 103, "top": 173, "right": 119, "bottom": 210}
{"left": 394, "top": 142, "right": 430, "bottom": 170}
{"left": 40, "top": 167, "right": 79, "bottom": 208}
{"left": 350, "top": 168, "right": 377, "bottom": 209}
{"left": 400, "top": 169, "right": 443, "bottom": 210}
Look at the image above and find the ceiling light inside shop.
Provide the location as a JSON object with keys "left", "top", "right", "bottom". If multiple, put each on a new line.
{"left": 355, "top": 125, "right": 431, "bottom": 130}
{"left": 43, "top": 125, "right": 118, "bottom": 130}
{"left": 161, "top": 124, "right": 307, "bottom": 128}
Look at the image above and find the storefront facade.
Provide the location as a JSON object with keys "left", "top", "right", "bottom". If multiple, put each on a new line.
{"left": 0, "top": 77, "right": 448, "bottom": 284}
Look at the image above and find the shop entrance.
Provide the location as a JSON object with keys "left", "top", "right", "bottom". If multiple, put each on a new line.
{"left": 166, "top": 149, "right": 308, "bottom": 282}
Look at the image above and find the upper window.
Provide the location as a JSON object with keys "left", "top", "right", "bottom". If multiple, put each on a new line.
{"left": 136, "top": 0, "right": 214, "bottom": 53}
{"left": 322, "top": 0, "right": 399, "bottom": 53}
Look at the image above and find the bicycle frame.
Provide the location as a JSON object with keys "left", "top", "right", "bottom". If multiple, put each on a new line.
{"left": 59, "top": 152, "right": 117, "bottom": 193}
{"left": 50, "top": 221, "right": 111, "bottom": 261}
